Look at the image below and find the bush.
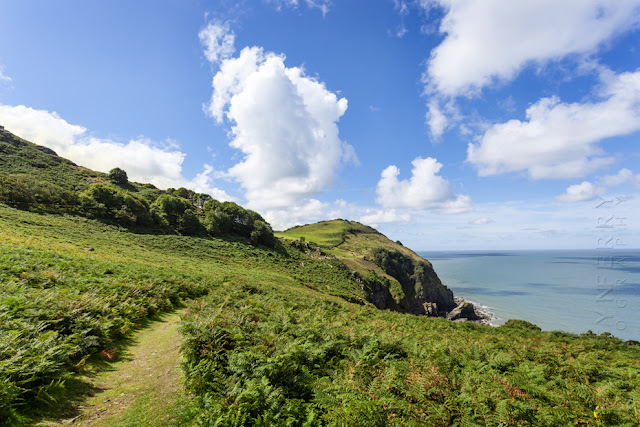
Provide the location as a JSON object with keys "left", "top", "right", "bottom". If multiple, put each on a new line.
{"left": 204, "top": 200, "right": 276, "bottom": 246}
{"left": 251, "top": 220, "right": 277, "bottom": 248}
{"left": 150, "top": 194, "right": 202, "bottom": 235}
{"left": 501, "top": 319, "right": 542, "bottom": 331}
{"left": 80, "top": 184, "right": 152, "bottom": 226}
{"left": 0, "top": 174, "right": 77, "bottom": 209}
{"left": 107, "top": 167, "right": 128, "bottom": 186}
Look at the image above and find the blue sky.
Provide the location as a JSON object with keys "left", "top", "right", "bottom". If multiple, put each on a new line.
{"left": 1, "top": 0, "right": 639, "bottom": 250}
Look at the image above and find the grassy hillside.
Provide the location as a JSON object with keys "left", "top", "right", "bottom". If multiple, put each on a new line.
{"left": 1, "top": 131, "right": 640, "bottom": 425}
{"left": 278, "top": 220, "right": 456, "bottom": 315}
{"left": 2, "top": 206, "right": 640, "bottom": 426}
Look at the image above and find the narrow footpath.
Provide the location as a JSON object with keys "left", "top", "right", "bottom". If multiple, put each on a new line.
{"left": 39, "top": 310, "right": 193, "bottom": 426}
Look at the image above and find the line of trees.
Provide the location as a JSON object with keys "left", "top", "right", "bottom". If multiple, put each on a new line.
{"left": 0, "top": 168, "right": 277, "bottom": 248}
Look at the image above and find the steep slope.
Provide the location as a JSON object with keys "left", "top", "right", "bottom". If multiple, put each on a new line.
{"left": 0, "top": 128, "right": 104, "bottom": 191}
{"left": 278, "top": 220, "right": 457, "bottom": 316}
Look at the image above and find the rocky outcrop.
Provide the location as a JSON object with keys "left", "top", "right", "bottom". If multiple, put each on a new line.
{"left": 447, "top": 301, "right": 480, "bottom": 321}
{"left": 369, "top": 248, "right": 456, "bottom": 316}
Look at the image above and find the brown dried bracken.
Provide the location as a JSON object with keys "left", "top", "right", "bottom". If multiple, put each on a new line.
{"left": 99, "top": 348, "right": 118, "bottom": 361}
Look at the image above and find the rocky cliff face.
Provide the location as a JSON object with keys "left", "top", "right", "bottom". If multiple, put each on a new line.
{"left": 369, "top": 248, "right": 455, "bottom": 316}
{"left": 278, "top": 219, "right": 481, "bottom": 322}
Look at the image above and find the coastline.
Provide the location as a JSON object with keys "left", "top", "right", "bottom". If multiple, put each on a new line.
{"left": 453, "top": 296, "right": 499, "bottom": 326}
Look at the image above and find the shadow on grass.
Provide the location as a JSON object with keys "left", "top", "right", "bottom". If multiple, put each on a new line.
{"left": 27, "top": 309, "right": 182, "bottom": 425}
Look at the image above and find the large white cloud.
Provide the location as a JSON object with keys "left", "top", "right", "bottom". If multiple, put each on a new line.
{"left": 0, "top": 104, "right": 232, "bottom": 200}
{"left": 376, "top": 157, "right": 472, "bottom": 213}
{"left": 467, "top": 70, "right": 640, "bottom": 179}
{"left": 204, "top": 44, "right": 354, "bottom": 211}
{"left": 423, "top": 0, "right": 640, "bottom": 97}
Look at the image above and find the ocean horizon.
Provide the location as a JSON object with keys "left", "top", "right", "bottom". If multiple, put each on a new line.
{"left": 419, "top": 249, "right": 640, "bottom": 342}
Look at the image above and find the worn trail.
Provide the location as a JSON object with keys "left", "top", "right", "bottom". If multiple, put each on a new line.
{"left": 39, "top": 310, "right": 192, "bottom": 426}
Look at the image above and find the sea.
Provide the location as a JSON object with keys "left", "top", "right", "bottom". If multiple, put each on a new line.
{"left": 418, "top": 249, "right": 640, "bottom": 342}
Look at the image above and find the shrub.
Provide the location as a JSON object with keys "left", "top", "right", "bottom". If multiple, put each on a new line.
{"left": 150, "top": 194, "right": 202, "bottom": 235}
{"left": 501, "top": 319, "right": 542, "bottom": 331}
{"left": 107, "top": 167, "right": 128, "bottom": 185}
{"left": 0, "top": 174, "right": 77, "bottom": 209}
{"left": 79, "top": 184, "right": 152, "bottom": 226}
{"left": 204, "top": 200, "right": 275, "bottom": 246}
{"left": 251, "top": 220, "right": 277, "bottom": 248}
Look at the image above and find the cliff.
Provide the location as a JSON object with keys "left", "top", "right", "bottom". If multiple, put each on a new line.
{"left": 277, "top": 219, "right": 475, "bottom": 320}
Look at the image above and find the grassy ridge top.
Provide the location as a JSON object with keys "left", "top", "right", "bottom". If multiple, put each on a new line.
{"left": 278, "top": 219, "right": 429, "bottom": 263}
{"left": 277, "top": 219, "right": 435, "bottom": 283}
{"left": 276, "top": 219, "right": 377, "bottom": 247}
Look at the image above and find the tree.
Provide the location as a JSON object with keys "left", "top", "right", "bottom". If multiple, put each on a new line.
{"left": 107, "top": 167, "right": 128, "bottom": 185}
{"left": 150, "top": 194, "right": 202, "bottom": 235}
{"left": 250, "top": 220, "right": 277, "bottom": 247}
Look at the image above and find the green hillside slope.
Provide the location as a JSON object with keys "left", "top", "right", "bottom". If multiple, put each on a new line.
{"left": 1, "top": 129, "right": 639, "bottom": 426}
{"left": 278, "top": 220, "right": 456, "bottom": 316}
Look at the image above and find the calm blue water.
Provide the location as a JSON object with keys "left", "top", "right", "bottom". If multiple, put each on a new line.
{"left": 419, "top": 250, "right": 640, "bottom": 341}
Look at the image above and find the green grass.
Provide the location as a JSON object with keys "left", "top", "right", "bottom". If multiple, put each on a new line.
{"left": 2, "top": 131, "right": 640, "bottom": 426}
{"left": 2, "top": 204, "right": 640, "bottom": 426}
{"left": 279, "top": 219, "right": 454, "bottom": 314}
{"left": 0, "top": 129, "right": 101, "bottom": 192}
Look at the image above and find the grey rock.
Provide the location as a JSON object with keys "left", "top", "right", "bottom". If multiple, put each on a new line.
{"left": 447, "top": 301, "right": 480, "bottom": 321}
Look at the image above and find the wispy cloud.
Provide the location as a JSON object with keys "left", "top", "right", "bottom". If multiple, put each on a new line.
{"left": 199, "top": 21, "right": 236, "bottom": 64}
{"left": 0, "top": 66, "right": 10, "bottom": 82}
{"left": 266, "top": 0, "right": 332, "bottom": 16}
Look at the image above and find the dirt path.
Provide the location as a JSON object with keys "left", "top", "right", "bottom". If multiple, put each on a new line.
{"left": 41, "top": 310, "right": 193, "bottom": 426}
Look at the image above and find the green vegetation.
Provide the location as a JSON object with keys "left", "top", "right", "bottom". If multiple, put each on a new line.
{"left": 1, "top": 129, "right": 640, "bottom": 426}
{"left": 0, "top": 128, "right": 277, "bottom": 245}
{"left": 107, "top": 167, "right": 128, "bottom": 186}
{"left": 278, "top": 220, "right": 455, "bottom": 315}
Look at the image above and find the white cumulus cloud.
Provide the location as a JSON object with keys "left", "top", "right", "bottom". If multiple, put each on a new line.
{"left": 600, "top": 168, "right": 640, "bottom": 188}
{"left": 556, "top": 168, "right": 640, "bottom": 202}
{"left": 426, "top": 100, "right": 447, "bottom": 139}
{"left": 556, "top": 181, "right": 601, "bottom": 202}
{"left": 262, "top": 199, "right": 328, "bottom": 231}
{"left": 423, "top": 0, "right": 640, "bottom": 97}
{"left": 204, "top": 45, "right": 355, "bottom": 211}
{"left": 467, "top": 70, "right": 640, "bottom": 179}
{"left": 199, "top": 21, "right": 236, "bottom": 64}
{"left": 0, "top": 104, "right": 233, "bottom": 200}
{"left": 376, "top": 157, "right": 472, "bottom": 213}
{"left": 359, "top": 209, "right": 411, "bottom": 228}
